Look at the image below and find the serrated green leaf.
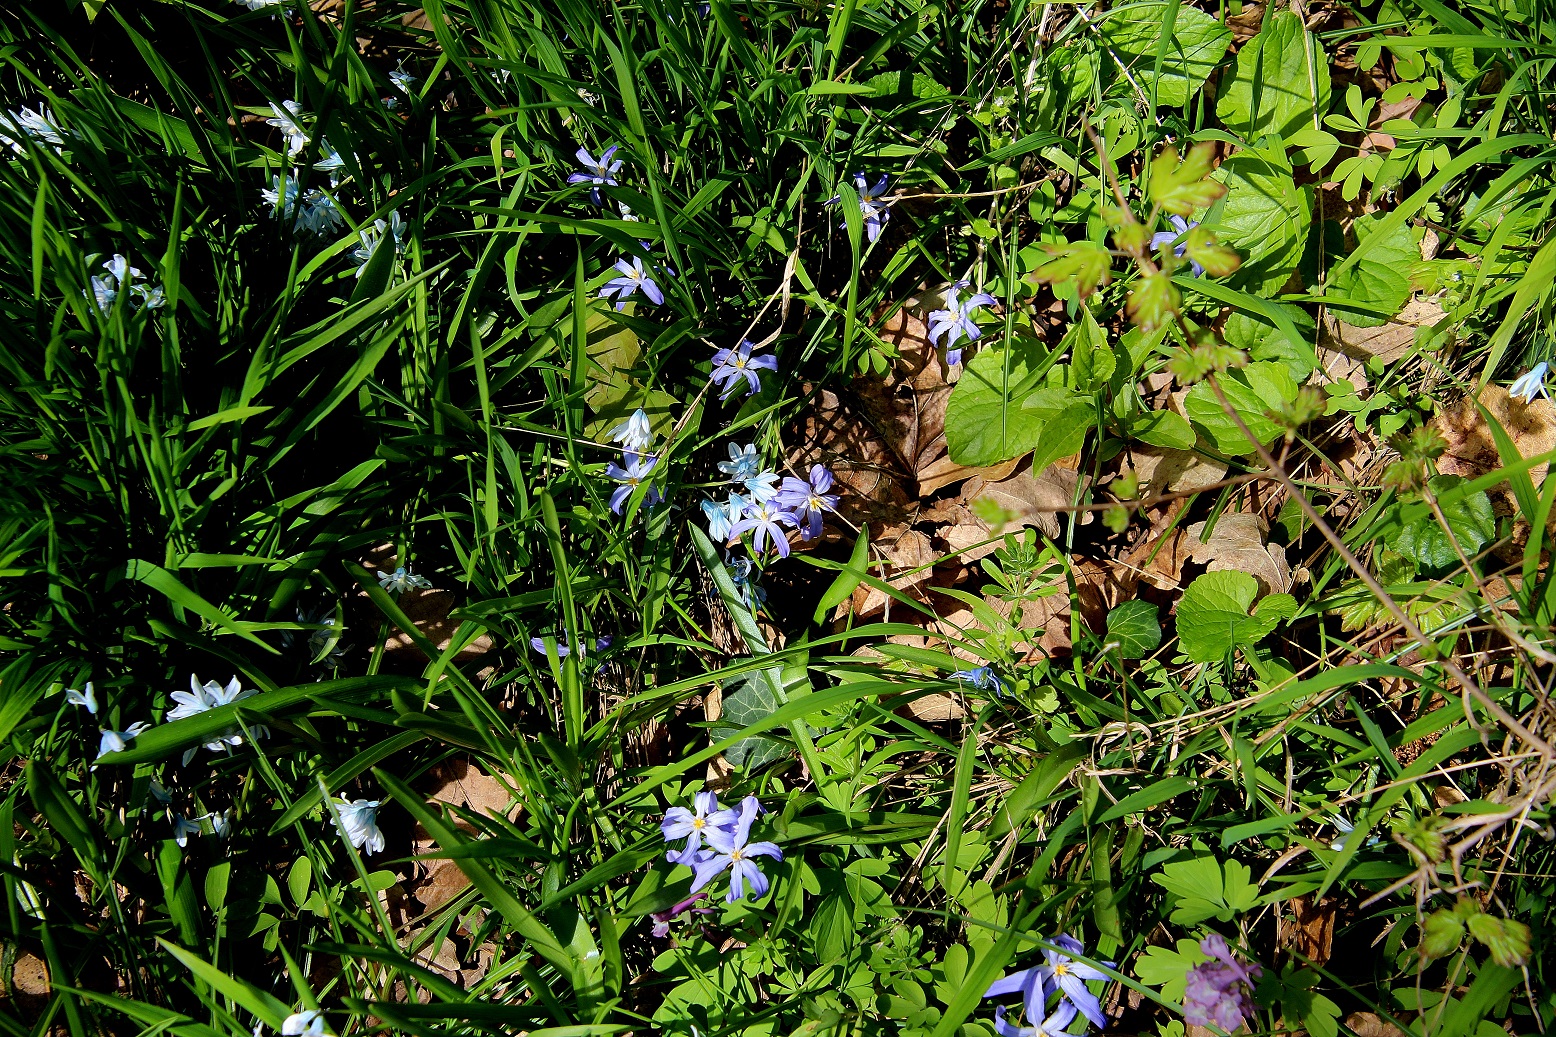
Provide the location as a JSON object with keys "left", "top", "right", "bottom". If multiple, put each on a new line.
{"left": 1216, "top": 11, "right": 1332, "bottom": 141}
{"left": 1183, "top": 361, "right": 1297, "bottom": 455}
{"left": 1176, "top": 571, "right": 1291, "bottom": 662}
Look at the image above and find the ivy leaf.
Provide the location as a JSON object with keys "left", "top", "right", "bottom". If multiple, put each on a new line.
{"left": 1126, "top": 270, "right": 1182, "bottom": 331}
{"left": 1176, "top": 570, "right": 1295, "bottom": 662}
{"left": 1026, "top": 240, "right": 1114, "bottom": 298}
{"left": 1213, "top": 144, "right": 1310, "bottom": 295}
{"left": 1106, "top": 601, "right": 1162, "bottom": 658}
{"left": 1149, "top": 142, "right": 1226, "bottom": 215}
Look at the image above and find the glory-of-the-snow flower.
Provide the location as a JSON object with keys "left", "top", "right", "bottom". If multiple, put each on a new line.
{"left": 264, "top": 100, "right": 309, "bottom": 157}
{"left": 96, "top": 722, "right": 151, "bottom": 760}
{"left": 661, "top": 791, "right": 737, "bottom": 865}
{"left": 709, "top": 340, "right": 778, "bottom": 399}
{"left": 1510, "top": 362, "right": 1551, "bottom": 404}
{"left": 0, "top": 105, "right": 66, "bottom": 154}
{"left": 951, "top": 665, "right": 1006, "bottom": 696}
{"left": 606, "top": 452, "right": 662, "bottom": 514}
{"left": 983, "top": 934, "right": 1113, "bottom": 1035}
{"left": 599, "top": 255, "right": 665, "bottom": 311}
{"left": 377, "top": 567, "right": 432, "bottom": 594}
{"left": 567, "top": 144, "right": 624, "bottom": 206}
{"left": 353, "top": 211, "right": 404, "bottom": 273}
{"left": 928, "top": 281, "right": 998, "bottom": 366}
{"left": 826, "top": 172, "right": 892, "bottom": 243}
{"left": 729, "top": 498, "right": 798, "bottom": 558}
{"left": 774, "top": 465, "right": 838, "bottom": 541}
{"left": 1151, "top": 214, "right": 1204, "bottom": 277}
{"left": 687, "top": 795, "right": 784, "bottom": 902}
{"left": 702, "top": 492, "right": 748, "bottom": 542}
{"left": 282, "top": 1010, "right": 327, "bottom": 1037}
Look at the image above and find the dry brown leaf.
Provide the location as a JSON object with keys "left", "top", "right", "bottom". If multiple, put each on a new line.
{"left": 383, "top": 588, "right": 495, "bottom": 662}
{"left": 968, "top": 464, "right": 1081, "bottom": 540}
{"left": 1342, "top": 1015, "right": 1408, "bottom": 1037}
{"left": 1278, "top": 895, "right": 1339, "bottom": 966}
{"left": 1185, "top": 513, "right": 1292, "bottom": 595}
{"left": 1124, "top": 447, "right": 1228, "bottom": 497}
{"left": 1127, "top": 527, "right": 1192, "bottom": 591}
{"left": 1436, "top": 382, "right": 1556, "bottom": 489}
{"left": 847, "top": 528, "right": 940, "bottom": 618}
{"left": 409, "top": 760, "right": 517, "bottom": 914}
{"left": 1319, "top": 296, "right": 1446, "bottom": 367}
{"left": 790, "top": 386, "right": 913, "bottom": 532}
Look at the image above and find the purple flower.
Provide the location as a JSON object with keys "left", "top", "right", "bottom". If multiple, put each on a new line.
{"left": 1151, "top": 215, "right": 1204, "bottom": 277}
{"left": 929, "top": 281, "right": 999, "bottom": 366}
{"left": 710, "top": 340, "right": 778, "bottom": 399}
{"left": 1041, "top": 934, "right": 1111, "bottom": 1028}
{"left": 606, "top": 452, "right": 662, "bottom": 514}
{"left": 774, "top": 465, "right": 839, "bottom": 541}
{"left": 1183, "top": 934, "right": 1262, "bottom": 1032}
{"left": 984, "top": 962, "right": 1050, "bottom": 1035}
{"left": 599, "top": 255, "right": 665, "bottom": 311}
{"left": 702, "top": 492, "right": 748, "bottom": 542}
{"left": 567, "top": 144, "right": 623, "bottom": 206}
{"left": 727, "top": 556, "right": 767, "bottom": 612}
{"left": 651, "top": 891, "right": 716, "bottom": 938}
{"left": 529, "top": 636, "right": 610, "bottom": 659}
{"left": 688, "top": 796, "right": 783, "bottom": 902}
{"left": 661, "top": 791, "right": 737, "bottom": 866}
{"left": 729, "top": 498, "right": 798, "bottom": 558}
{"left": 993, "top": 1000, "right": 1077, "bottom": 1037}
{"left": 826, "top": 173, "right": 892, "bottom": 243}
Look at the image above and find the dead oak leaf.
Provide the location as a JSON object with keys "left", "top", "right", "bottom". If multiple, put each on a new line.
{"left": 1185, "top": 513, "right": 1292, "bottom": 595}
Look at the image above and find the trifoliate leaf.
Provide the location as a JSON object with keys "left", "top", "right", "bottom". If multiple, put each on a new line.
{"left": 1150, "top": 142, "right": 1226, "bottom": 216}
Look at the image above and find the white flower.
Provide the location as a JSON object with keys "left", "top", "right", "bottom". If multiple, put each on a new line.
{"left": 607, "top": 408, "right": 654, "bottom": 452}
{"left": 265, "top": 100, "right": 309, "bottom": 157}
{"left": 333, "top": 798, "right": 385, "bottom": 854}
{"left": 0, "top": 105, "right": 66, "bottom": 154}
{"left": 352, "top": 211, "right": 404, "bottom": 273}
{"left": 170, "top": 675, "right": 268, "bottom": 765}
{"left": 297, "top": 190, "right": 343, "bottom": 236}
{"left": 313, "top": 144, "right": 348, "bottom": 181}
{"left": 282, "top": 1010, "right": 327, "bottom": 1036}
{"left": 1509, "top": 362, "right": 1551, "bottom": 405}
{"left": 65, "top": 682, "right": 98, "bottom": 715}
{"left": 85, "top": 254, "right": 166, "bottom": 314}
{"left": 376, "top": 567, "right": 431, "bottom": 594}
{"left": 389, "top": 68, "right": 416, "bottom": 95}
{"left": 96, "top": 722, "right": 151, "bottom": 760}
{"left": 173, "top": 815, "right": 202, "bottom": 847}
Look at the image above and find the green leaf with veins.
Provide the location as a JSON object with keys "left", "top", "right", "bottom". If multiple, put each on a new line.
{"left": 1176, "top": 570, "right": 1295, "bottom": 662}
{"left": 1216, "top": 10, "right": 1331, "bottom": 141}
{"left": 946, "top": 339, "right": 1081, "bottom": 466}
{"left": 1102, "top": 3, "right": 1232, "bottom": 108}
{"left": 1327, "top": 213, "right": 1417, "bottom": 329}
{"left": 1183, "top": 361, "right": 1297, "bottom": 455}
{"left": 1386, "top": 475, "right": 1496, "bottom": 571}
{"left": 1212, "top": 144, "right": 1310, "bottom": 295}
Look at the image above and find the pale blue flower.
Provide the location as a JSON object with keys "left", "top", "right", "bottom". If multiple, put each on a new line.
{"left": 951, "top": 666, "right": 1006, "bottom": 696}
{"left": 826, "top": 173, "right": 892, "bottom": 243}
{"left": 567, "top": 144, "right": 624, "bottom": 206}
{"left": 599, "top": 255, "right": 665, "bottom": 310}
{"left": 173, "top": 815, "right": 202, "bottom": 847}
{"left": 377, "top": 567, "right": 432, "bottom": 594}
{"left": 726, "top": 556, "right": 767, "bottom": 612}
{"left": 263, "top": 175, "right": 342, "bottom": 237}
{"left": 352, "top": 211, "right": 404, "bottom": 273}
{"left": 333, "top": 797, "right": 385, "bottom": 854}
{"left": 87, "top": 254, "right": 164, "bottom": 314}
{"left": 1510, "top": 362, "right": 1550, "bottom": 404}
{"left": 710, "top": 340, "right": 777, "bottom": 399}
{"left": 174, "top": 810, "right": 231, "bottom": 848}
{"left": 703, "top": 492, "right": 748, "bottom": 542}
{"left": 661, "top": 791, "right": 737, "bottom": 866}
{"left": 718, "top": 443, "right": 763, "bottom": 484}
{"left": 729, "top": 498, "right": 798, "bottom": 558}
{"left": 265, "top": 100, "right": 308, "bottom": 157}
{"left": 0, "top": 105, "right": 65, "bottom": 154}
{"left": 528, "top": 635, "right": 611, "bottom": 659}
{"left": 282, "top": 1010, "right": 327, "bottom": 1037}
{"left": 1151, "top": 215, "right": 1204, "bottom": 277}
{"left": 928, "top": 281, "right": 998, "bottom": 366}
{"left": 774, "top": 465, "right": 838, "bottom": 540}
{"left": 608, "top": 408, "right": 654, "bottom": 452}
{"left": 389, "top": 67, "right": 416, "bottom": 96}
{"left": 65, "top": 682, "right": 98, "bottom": 715}
{"left": 687, "top": 796, "right": 783, "bottom": 902}
{"left": 169, "top": 675, "right": 269, "bottom": 765}
{"left": 96, "top": 722, "right": 151, "bottom": 760}
{"left": 606, "top": 452, "right": 662, "bottom": 514}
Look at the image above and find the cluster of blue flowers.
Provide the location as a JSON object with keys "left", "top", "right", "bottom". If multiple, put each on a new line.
{"left": 87, "top": 253, "right": 166, "bottom": 314}
{"left": 983, "top": 934, "right": 1113, "bottom": 1037}
{"left": 661, "top": 792, "right": 783, "bottom": 908}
